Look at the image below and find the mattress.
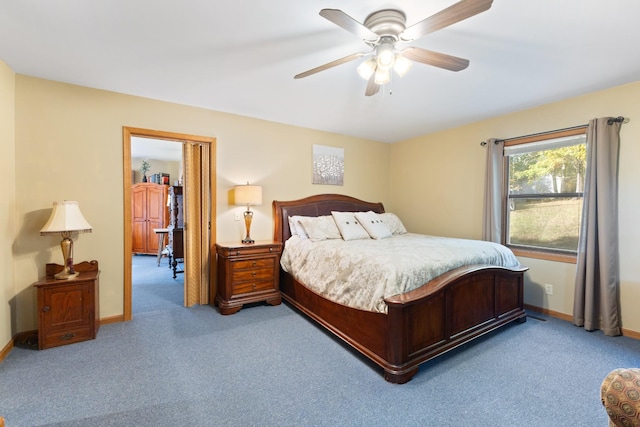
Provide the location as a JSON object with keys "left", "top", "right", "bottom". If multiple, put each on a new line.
{"left": 280, "top": 233, "right": 520, "bottom": 313}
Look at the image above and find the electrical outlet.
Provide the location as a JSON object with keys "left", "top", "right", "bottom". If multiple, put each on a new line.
{"left": 234, "top": 211, "right": 242, "bottom": 221}
{"left": 544, "top": 284, "right": 553, "bottom": 295}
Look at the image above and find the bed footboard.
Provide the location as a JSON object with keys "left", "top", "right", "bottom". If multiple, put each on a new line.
{"left": 383, "top": 264, "right": 526, "bottom": 383}
{"left": 281, "top": 264, "right": 526, "bottom": 384}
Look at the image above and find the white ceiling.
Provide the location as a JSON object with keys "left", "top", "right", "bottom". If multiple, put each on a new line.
{"left": 131, "top": 137, "right": 182, "bottom": 161}
{"left": 2, "top": 1, "right": 639, "bottom": 143}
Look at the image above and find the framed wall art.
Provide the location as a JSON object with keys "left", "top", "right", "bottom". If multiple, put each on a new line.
{"left": 312, "top": 144, "right": 344, "bottom": 185}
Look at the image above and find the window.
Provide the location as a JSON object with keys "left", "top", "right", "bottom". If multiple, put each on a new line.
{"left": 504, "top": 129, "right": 587, "bottom": 256}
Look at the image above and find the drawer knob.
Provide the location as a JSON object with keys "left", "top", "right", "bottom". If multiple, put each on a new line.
{"left": 42, "top": 306, "right": 50, "bottom": 312}
{"left": 252, "top": 272, "right": 257, "bottom": 277}
{"left": 269, "top": 247, "right": 273, "bottom": 252}
{"left": 252, "top": 283, "right": 256, "bottom": 289}
{"left": 252, "top": 261, "right": 257, "bottom": 267}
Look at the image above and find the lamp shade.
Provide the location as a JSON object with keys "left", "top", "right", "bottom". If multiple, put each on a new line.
{"left": 374, "top": 68, "right": 391, "bottom": 85}
{"left": 357, "top": 58, "right": 377, "bottom": 80}
{"left": 234, "top": 185, "right": 262, "bottom": 207}
{"left": 393, "top": 54, "right": 412, "bottom": 77}
{"left": 376, "top": 42, "right": 395, "bottom": 70}
{"left": 40, "top": 201, "right": 93, "bottom": 235}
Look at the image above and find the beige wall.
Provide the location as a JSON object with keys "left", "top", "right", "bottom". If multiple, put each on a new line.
{"left": 390, "top": 81, "right": 640, "bottom": 333}
{"left": 216, "top": 119, "right": 390, "bottom": 243}
{"left": 0, "top": 61, "right": 16, "bottom": 348}
{"left": 4, "top": 63, "right": 638, "bottom": 344}
{"left": 11, "top": 75, "right": 390, "bottom": 333}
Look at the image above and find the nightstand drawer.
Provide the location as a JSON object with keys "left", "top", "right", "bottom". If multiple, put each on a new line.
{"left": 218, "top": 245, "right": 280, "bottom": 258}
{"left": 42, "top": 327, "right": 93, "bottom": 349}
{"left": 232, "top": 266, "right": 274, "bottom": 282}
{"left": 232, "top": 257, "right": 275, "bottom": 271}
{"left": 233, "top": 280, "right": 274, "bottom": 295}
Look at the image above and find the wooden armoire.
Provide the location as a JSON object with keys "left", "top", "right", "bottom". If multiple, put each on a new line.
{"left": 132, "top": 183, "right": 169, "bottom": 255}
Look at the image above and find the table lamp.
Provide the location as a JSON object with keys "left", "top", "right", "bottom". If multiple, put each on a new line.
{"left": 234, "top": 183, "right": 262, "bottom": 244}
{"left": 40, "top": 201, "right": 93, "bottom": 279}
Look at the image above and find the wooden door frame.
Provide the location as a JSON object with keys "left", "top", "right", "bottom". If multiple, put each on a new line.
{"left": 123, "top": 127, "right": 216, "bottom": 321}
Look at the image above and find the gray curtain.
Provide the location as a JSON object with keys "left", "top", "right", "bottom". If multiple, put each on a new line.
{"left": 573, "top": 117, "right": 621, "bottom": 336}
{"left": 482, "top": 138, "right": 504, "bottom": 243}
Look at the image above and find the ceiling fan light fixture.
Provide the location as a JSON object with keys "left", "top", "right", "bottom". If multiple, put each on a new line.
{"left": 393, "top": 54, "right": 412, "bottom": 77}
{"left": 357, "top": 58, "right": 377, "bottom": 80}
{"left": 376, "top": 43, "right": 395, "bottom": 70}
{"left": 296, "top": 1, "right": 494, "bottom": 95}
{"left": 374, "top": 68, "right": 390, "bottom": 85}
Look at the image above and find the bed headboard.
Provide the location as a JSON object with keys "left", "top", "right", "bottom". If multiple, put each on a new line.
{"left": 272, "top": 194, "right": 385, "bottom": 243}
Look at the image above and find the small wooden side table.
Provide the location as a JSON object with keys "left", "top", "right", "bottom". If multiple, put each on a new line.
{"left": 33, "top": 260, "right": 100, "bottom": 350}
{"left": 153, "top": 228, "right": 169, "bottom": 267}
{"left": 214, "top": 241, "right": 282, "bottom": 315}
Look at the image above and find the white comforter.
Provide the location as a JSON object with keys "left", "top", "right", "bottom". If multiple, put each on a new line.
{"left": 280, "top": 233, "right": 520, "bottom": 314}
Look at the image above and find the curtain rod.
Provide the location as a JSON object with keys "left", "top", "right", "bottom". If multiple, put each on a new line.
{"left": 607, "top": 116, "right": 628, "bottom": 125}
{"left": 480, "top": 116, "right": 629, "bottom": 146}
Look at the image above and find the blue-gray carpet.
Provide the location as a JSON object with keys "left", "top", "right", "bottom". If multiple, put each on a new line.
{"left": 132, "top": 254, "right": 184, "bottom": 315}
{"left": 1, "top": 258, "right": 638, "bottom": 426}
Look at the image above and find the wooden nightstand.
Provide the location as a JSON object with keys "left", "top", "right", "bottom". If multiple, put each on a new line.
{"left": 33, "top": 261, "right": 100, "bottom": 350}
{"left": 214, "top": 241, "right": 282, "bottom": 315}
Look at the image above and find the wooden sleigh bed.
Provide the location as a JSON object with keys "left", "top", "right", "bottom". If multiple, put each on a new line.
{"left": 273, "top": 194, "right": 527, "bottom": 383}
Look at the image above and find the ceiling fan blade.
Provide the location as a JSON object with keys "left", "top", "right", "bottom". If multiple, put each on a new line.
{"left": 401, "top": 47, "right": 469, "bottom": 71}
{"left": 294, "top": 53, "right": 365, "bottom": 79}
{"left": 400, "top": 0, "right": 493, "bottom": 41}
{"left": 365, "top": 74, "right": 380, "bottom": 96}
{"left": 320, "top": 9, "right": 380, "bottom": 43}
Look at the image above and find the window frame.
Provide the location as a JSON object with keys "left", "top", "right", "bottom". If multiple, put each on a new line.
{"left": 502, "top": 127, "right": 587, "bottom": 263}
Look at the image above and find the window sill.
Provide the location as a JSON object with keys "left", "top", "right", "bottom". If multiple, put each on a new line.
{"left": 509, "top": 247, "right": 577, "bottom": 264}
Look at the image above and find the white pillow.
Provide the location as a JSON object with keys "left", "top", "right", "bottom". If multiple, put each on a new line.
{"left": 354, "top": 211, "right": 392, "bottom": 239}
{"left": 288, "top": 215, "right": 309, "bottom": 239}
{"left": 287, "top": 216, "right": 298, "bottom": 236}
{"left": 331, "top": 211, "right": 370, "bottom": 241}
{"left": 379, "top": 212, "right": 407, "bottom": 235}
{"left": 297, "top": 215, "right": 341, "bottom": 241}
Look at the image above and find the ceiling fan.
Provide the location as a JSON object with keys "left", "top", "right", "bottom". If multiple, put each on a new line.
{"left": 294, "top": 0, "right": 493, "bottom": 96}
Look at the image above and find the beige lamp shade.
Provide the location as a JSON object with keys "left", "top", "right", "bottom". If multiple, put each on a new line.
{"left": 40, "top": 201, "right": 92, "bottom": 279}
{"left": 40, "top": 201, "right": 93, "bottom": 235}
{"left": 234, "top": 185, "right": 262, "bottom": 207}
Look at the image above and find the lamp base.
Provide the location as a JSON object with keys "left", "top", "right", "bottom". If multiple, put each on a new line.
{"left": 54, "top": 267, "right": 79, "bottom": 280}
{"left": 55, "top": 237, "right": 78, "bottom": 279}
{"left": 242, "top": 209, "right": 255, "bottom": 244}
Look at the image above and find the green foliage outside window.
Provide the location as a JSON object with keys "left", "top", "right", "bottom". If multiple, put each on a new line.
{"left": 507, "top": 143, "right": 586, "bottom": 252}
{"left": 509, "top": 145, "right": 586, "bottom": 195}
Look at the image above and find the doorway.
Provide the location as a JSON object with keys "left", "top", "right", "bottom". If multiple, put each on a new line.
{"left": 123, "top": 127, "right": 216, "bottom": 321}
{"left": 131, "top": 137, "right": 183, "bottom": 314}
